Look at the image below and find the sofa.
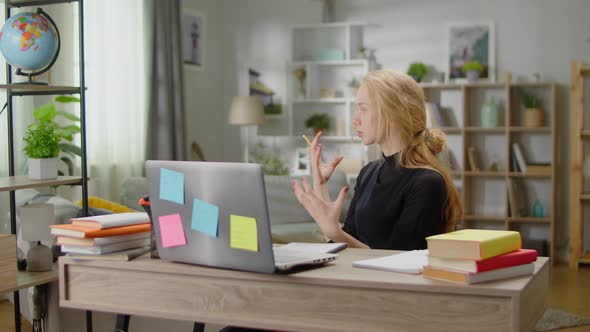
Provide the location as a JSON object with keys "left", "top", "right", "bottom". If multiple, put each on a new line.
{"left": 118, "top": 171, "right": 353, "bottom": 243}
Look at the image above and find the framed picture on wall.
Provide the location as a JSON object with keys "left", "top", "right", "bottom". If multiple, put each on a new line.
{"left": 292, "top": 148, "right": 310, "bottom": 175}
{"left": 447, "top": 21, "right": 495, "bottom": 82}
{"left": 182, "top": 10, "right": 205, "bottom": 71}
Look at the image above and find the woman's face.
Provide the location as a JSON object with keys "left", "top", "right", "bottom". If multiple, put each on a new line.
{"left": 352, "top": 85, "right": 377, "bottom": 145}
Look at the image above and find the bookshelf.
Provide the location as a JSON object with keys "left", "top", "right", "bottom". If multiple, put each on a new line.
{"left": 1, "top": 1, "right": 89, "bottom": 331}
{"left": 422, "top": 81, "right": 557, "bottom": 260}
{"left": 569, "top": 60, "right": 590, "bottom": 269}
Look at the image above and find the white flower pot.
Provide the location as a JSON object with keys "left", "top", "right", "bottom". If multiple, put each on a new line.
{"left": 28, "top": 158, "right": 58, "bottom": 180}
{"left": 466, "top": 70, "right": 480, "bottom": 82}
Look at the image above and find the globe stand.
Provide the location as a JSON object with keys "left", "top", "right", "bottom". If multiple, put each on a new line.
{"left": 14, "top": 69, "right": 48, "bottom": 85}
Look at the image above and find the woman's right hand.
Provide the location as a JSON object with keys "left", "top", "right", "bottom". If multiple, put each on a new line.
{"left": 309, "top": 131, "right": 344, "bottom": 193}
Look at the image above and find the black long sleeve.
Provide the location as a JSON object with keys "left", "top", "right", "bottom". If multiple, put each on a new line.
{"left": 342, "top": 154, "right": 447, "bottom": 250}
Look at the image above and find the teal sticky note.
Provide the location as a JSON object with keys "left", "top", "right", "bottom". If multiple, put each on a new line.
{"left": 159, "top": 168, "right": 184, "bottom": 205}
{"left": 191, "top": 198, "right": 219, "bottom": 237}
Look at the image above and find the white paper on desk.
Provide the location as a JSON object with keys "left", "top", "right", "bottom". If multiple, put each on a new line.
{"left": 352, "top": 250, "right": 429, "bottom": 274}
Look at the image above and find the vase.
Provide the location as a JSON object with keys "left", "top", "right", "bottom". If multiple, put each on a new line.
{"left": 297, "top": 80, "right": 306, "bottom": 99}
{"left": 466, "top": 70, "right": 480, "bottom": 82}
{"left": 480, "top": 99, "right": 499, "bottom": 128}
{"left": 28, "top": 158, "right": 58, "bottom": 180}
{"left": 524, "top": 108, "right": 544, "bottom": 127}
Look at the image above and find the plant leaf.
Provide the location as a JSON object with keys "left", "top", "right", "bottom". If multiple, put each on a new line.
{"left": 59, "top": 143, "right": 82, "bottom": 157}
{"left": 55, "top": 125, "right": 80, "bottom": 139}
{"left": 60, "top": 156, "right": 74, "bottom": 175}
{"left": 56, "top": 110, "right": 80, "bottom": 122}
{"left": 55, "top": 96, "right": 80, "bottom": 103}
{"left": 33, "top": 103, "right": 57, "bottom": 122}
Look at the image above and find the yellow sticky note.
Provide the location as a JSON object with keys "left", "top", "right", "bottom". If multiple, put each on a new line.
{"left": 230, "top": 214, "right": 258, "bottom": 252}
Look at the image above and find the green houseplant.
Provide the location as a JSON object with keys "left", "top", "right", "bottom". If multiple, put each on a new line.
{"left": 29, "top": 96, "right": 82, "bottom": 176}
{"left": 23, "top": 121, "right": 60, "bottom": 179}
{"left": 462, "top": 61, "right": 484, "bottom": 82}
{"left": 407, "top": 62, "right": 428, "bottom": 82}
{"left": 305, "top": 113, "right": 331, "bottom": 135}
{"left": 249, "top": 143, "right": 290, "bottom": 175}
{"left": 520, "top": 90, "right": 544, "bottom": 127}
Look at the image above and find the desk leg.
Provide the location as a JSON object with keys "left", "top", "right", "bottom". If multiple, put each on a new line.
{"left": 193, "top": 323, "right": 205, "bottom": 332}
{"left": 86, "top": 311, "right": 92, "bottom": 332}
{"left": 115, "top": 314, "right": 130, "bottom": 332}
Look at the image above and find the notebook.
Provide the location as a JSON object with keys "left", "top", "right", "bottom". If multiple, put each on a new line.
{"left": 145, "top": 160, "right": 338, "bottom": 273}
{"left": 352, "top": 250, "right": 429, "bottom": 275}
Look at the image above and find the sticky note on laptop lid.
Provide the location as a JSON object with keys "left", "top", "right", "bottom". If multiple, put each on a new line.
{"left": 230, "top": 214, "right": 258, "bottom": 252}
{"left": 158, "top": 213, "right": 187, "bottom": 248}
{"left": 191, "top": 198, "right": 219, "bottom": 237}
{"left": 159, "top": 168, "right": 185, "bottom": 205}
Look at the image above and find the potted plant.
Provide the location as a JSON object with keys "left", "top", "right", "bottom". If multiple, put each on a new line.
{"left": 347, "top": 77, "right": 360, "bottom": 97}
{"left": 305, "top": 113, "right": 331, "bottom": 135}
{"left": 293, "top": 67, "right": 306, "bottom": 98}
{"left": 407, "top": 62, "right": 428, "bottom": 82}
{"left": 249, "top": 143, "right": 290, "bottom": 175}
{"left": 462, "top": 61, "right": 483, "bottom": 82}
{"left": 520, "top": 90, "right": 544, "bottom": 127}
{"left": 23, "top": 121, "right": 60, "bottom": 180}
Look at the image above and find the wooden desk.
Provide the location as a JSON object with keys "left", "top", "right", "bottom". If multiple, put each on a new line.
{"left": 59, "top": 249, "right": 549, "bottom": 332}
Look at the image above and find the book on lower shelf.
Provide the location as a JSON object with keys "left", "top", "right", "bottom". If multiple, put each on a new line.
{"left": 467, "top": 146, "right": 480, "bottom": 172}
{"left": 507, "top": 178, "right": 528, "bottom": 217}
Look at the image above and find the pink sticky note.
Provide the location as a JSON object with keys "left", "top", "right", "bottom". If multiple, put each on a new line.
{"left": 158, "top": 213, "right": 187, "bottom": 248}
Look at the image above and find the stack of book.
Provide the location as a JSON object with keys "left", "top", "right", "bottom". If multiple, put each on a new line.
{"left": 50, "top": 212, "right": 152, "bottom": 261}
{"left": 423, "top": 229, "right": 538, "bottom": 284}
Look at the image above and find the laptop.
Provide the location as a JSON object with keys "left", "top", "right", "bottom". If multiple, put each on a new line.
{"left": 145, "top": 160, "right": 337, "bottom": 273}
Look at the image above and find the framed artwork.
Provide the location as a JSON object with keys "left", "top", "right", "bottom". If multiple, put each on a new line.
{"left": 447, "top": 21, "right": 495, "bottom": 81}
{"left": 182, "top": 10, "right": 205, "bottom": 71}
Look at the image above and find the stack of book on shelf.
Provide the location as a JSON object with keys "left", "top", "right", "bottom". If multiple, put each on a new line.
{"left": 511, "top": 143, "right": 551, "bottom": 175}
{"left": 423, "top": 229, "right": 537, "bottom": 284}
{"left": 50, "top": 212, "right": 151, "bottom": 261}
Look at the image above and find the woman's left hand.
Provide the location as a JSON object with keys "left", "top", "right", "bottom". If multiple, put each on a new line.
{"left": 292, "top": 177, "right": 348, "bottom": 239}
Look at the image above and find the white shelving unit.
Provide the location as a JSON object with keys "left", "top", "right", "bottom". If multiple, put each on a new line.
{"left": 286, "top": 22, "right": 370, "bottom": 175}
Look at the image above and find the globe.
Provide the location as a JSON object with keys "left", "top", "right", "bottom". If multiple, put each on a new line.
{"left": 0, "top": 11, "right": 59, "bottom": 72}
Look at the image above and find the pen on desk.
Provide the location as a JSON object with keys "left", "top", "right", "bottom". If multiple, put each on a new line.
{"left": 302, "top": 134, "right": 312, "bottom": 146}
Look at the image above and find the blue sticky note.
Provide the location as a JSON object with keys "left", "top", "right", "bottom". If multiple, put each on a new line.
{"left": 159, "top": 168, "right": 184, "bottom": 205}
{"left": 191, "top": 198, "right": 219, "bottom": 237}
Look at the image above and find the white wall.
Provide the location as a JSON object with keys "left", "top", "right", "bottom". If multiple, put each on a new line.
{"left": 332, "top": 0, "right": 590, "bottom": 260}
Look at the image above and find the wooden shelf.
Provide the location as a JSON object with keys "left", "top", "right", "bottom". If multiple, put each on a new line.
{"left": 581, "top": 66, "right": 590, "bottom": 76}
{"left": 292, "top": 98, "right": 352, "bottom": 104}
{"left": 0, "top": 263, "right": 58, "bottom": 294}
{"left": 581, "top": 130, "right": 590, "bottom": 138}
{"left": 508, "top": 172, "right": 551, "bottom": 178}
{"left": 420, "top": 83, "right": 462, "bottom": 89}
{"left": 464, "top": 127, "right": 506, "bottom": 133}
{"left": 7, "top": 0, "right": 78, "bottom": 8}
{"left": 508, "top": 217, "right": 551, "bottom": 224}
{"left": 463, "top": 82, "right": 505, "bottom": 88}
{"left": 580, "top": 193, "right": 590, "bottom": 201}
{"left": 0, "top": 176, "right": 82, "bottom": 192}
{"left": 438, "top": 127, "right": 462, "bottom": 134}
{"left": 0, "top": 84, "right": 81, "bottom": 96}
{"left": 509, "top": 127, "right": 551, "bottom": 133}
{"left": 463, "top": 215, "right": 506, "bottom": 222}
{"left": 578, "top": 252, "right": 590, "bottom": 264}
{"left": 291, "top": 60, "right": 367, "bottom": 66}
{"left": 463, "top": 171, "right": 505, "bottom": 177}
{"left": 509, "top": 82, "right": 555, "bottom": 87}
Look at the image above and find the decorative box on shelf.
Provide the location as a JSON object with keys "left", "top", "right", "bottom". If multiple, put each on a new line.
{"left": 0, "top": 233, "right": 16, "bottom": 284}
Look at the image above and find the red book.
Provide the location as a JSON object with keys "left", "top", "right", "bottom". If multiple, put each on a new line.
{"left": 427, "top": 249, "right": 537, "bottom": 273}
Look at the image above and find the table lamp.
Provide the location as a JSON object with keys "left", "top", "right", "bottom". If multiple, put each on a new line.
{"left": 228, "top": 96, "right": 264, "bottom": 163}
{"left": 18, "top": 203, "right": 54, "bottom": 272}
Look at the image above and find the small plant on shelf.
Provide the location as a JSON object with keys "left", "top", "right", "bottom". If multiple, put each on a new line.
{"left": 293, "top": 67, "right": 306, "bottom": 98}
{"left": 462, "top": 61, "right": 483, "bottom": 82}
{"left": 407, "top": 62, "right": 428, "bottom": 82}
{"left": 519, "top": 89, "right": 544, "bottom": 127}
{"left": 304, "top": 113, "right": 331, "bottom": 135}
{"left": 249, "top": 143, "right": 290, "bottom": 176}
{"left": 23, "top": 121, "right": 60, "bottom": 180}
{"left": 519, "top": 90, "right": 543, "bottom": 109}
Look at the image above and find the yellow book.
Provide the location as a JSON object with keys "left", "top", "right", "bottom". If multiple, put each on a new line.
{"left": 426, "top": 229, "right": 521, "bottom": 260}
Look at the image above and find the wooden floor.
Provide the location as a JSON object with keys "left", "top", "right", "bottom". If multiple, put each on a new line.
{"left": 0, "top": 264, "right": 589, "bottom": 332}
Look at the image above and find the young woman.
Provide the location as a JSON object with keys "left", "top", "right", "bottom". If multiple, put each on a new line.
{"left": 292, "top": 69, "right": 462, "bottom": 250}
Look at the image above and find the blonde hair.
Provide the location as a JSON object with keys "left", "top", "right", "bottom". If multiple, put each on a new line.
{"left": 361, "top": 69, "right": 462, "bottom": 232}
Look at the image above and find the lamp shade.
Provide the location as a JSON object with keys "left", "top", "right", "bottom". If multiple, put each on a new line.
{"left": 228, "top": 96, "right": 264, "bottom": 125}
{"left": 18, "top": 203, "right": 54, "bottom": 241}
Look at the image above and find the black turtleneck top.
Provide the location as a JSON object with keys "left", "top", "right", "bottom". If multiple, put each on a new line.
{"left": 342, "top": 154, "right": 447, "bottom": 250}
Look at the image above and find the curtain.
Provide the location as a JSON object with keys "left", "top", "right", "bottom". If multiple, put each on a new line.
{"left": 82, "top": 0, "right": 151, "bottom": 201}
{"left": 146, "top": 0, "right": 186, "bottom": 161}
